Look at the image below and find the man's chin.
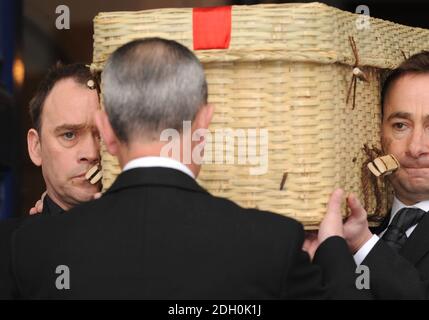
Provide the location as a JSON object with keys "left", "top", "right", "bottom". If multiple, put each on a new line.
{"left": 71, "top": 185, "right": 100, "bottom": 202}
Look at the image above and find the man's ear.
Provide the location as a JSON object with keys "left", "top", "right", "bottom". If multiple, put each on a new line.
{"left": 27, "top": 129, "right": 42, "bottom": 166}
{"left": 94, "top": 109, "right": 120, "bottom": 156}
{"left": 193, "top": 104, "right": 214, "bottom": 130}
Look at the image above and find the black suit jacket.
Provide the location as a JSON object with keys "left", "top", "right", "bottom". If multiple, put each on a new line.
{"left": 9, "top": 167, "right": 364, "bottom": 299}
{"left": 363, "top": 211, "right": 429, "bottom": 299}
{"left": 0, "top": 217, "right": 21, "bottom": 299}
{"left": 0, "top": 195, "right": 64, "bottom": 299}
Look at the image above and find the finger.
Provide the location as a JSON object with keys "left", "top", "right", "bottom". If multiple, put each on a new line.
{"left": 302, "top": 239, "right": 311, "bottom": 252}
{"left": 347, "top": 193, "right": 367, "bottom": 220}
{"left": 319, "top": 188, "right": 345, "bottom": 242}
{"left": 35, "top": 200, "right": 43, "bottom": 213}
{"left": 93, "top": 192, "right": 102, "bottom": 200}
{"left": 325, "top": 188, "right": 344, "bottom": 221}
{"left": 302, "top": 239, "right": 313, "bottom": 254}
{"left": 41, "top": 191, "right": 47, "bottom": 201}
{"left": 29, "top": 207, "right": 37, "bottom": 215}
{"left": 302, "top": 239, "right": 318, "bottom": 261}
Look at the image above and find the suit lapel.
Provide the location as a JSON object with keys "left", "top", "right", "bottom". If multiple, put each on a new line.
{"left": 399, "top": 213, "right": 429, "bottom": 265}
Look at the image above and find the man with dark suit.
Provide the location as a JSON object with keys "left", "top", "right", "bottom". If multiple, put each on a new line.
{"left": 26, "top": 63, "right": 102, "bottom": 215}
{"left": 342, "top": 51, "right": 429, "bottom": 299}
{"left": 0, "top": 63, "right": 101, "bottom": 299}
{"left": 8, "top": 38, "right": 363, "bottom": 299}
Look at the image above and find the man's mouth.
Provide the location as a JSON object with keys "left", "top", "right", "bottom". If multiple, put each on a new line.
{"left": 402, "top": 166, "right": 429, "bottom": 177}
{"left": 403, "top": 165, "right": 429, "bottom": 168}
{"left": 74, "top": 173, "right": 87, "bottom": 179}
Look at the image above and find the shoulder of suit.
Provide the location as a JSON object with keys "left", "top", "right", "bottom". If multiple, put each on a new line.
{"left": 0, "top": 217, "right": 24, "bottom": 233}
{"left": 246, "top": 207, "right": 303, "bottom": 233}
{"left": 208, "top": 194, "right": 303, "bottom": 234}
{"left": 11, "top": 212, "right": 54, "bottom": 232}
{"left": 13, "top": 196, "right": 107, "bottom": 238}
{"left": 0, "top": 218, "right": 24, "bottom": 250}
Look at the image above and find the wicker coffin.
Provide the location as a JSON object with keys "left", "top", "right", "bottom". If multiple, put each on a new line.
{"left": 91, "top": 2, "right": 429, "bottom": 228}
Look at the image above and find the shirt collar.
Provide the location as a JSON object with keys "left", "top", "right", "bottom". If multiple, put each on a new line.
{"left": 390, "top": 196, "right": 429, "bottom": 224}
{"left": 122, "top": 156, "right": 195, "bottom": 179}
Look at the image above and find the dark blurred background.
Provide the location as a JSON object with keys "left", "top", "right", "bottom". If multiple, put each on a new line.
{"left": 1, "top": 0, "right": 429, "bottom": 218}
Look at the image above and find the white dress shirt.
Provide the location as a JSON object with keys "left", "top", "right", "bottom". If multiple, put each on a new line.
{"left": 354, "top": 197, "right": 429, "bottom": 266}
{"left": 123, "top": 156, "right": 195, "bottom": 179}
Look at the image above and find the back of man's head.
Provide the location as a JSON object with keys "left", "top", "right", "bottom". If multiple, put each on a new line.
{"left": 381, "top": 51, "right": 429, "bottom": 115}
{"left": 101, "top": 37, "right": 208, "bottom": 143}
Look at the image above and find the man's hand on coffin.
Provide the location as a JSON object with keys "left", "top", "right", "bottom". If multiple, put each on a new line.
{"left": 318, "top": 188, "right": 345, "bottom": 244}
{"left": 343, "top": 194, "right": 373, "bottom": 254}
{"left": 303, "top": 189, "right": 346, "bottom": 260}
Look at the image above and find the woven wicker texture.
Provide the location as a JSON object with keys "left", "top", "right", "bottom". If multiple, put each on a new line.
{"left": 91, "top": 2, "right": 429, "bottom": 228}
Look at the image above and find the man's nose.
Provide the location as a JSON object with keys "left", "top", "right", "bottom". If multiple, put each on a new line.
{"left": 407, "top": 126, "right": 429, "bottom": 158}
{"left": 78, "top": 133, "right": 100, "bottom": 164}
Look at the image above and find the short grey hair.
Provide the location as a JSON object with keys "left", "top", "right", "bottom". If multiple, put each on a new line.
{"left": 101, "top": 37, "right": 208, "bottom": 143}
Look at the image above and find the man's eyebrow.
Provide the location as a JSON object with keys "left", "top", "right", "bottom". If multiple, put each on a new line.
{"left": 386, "top": 112, "right": 412, "bottom": 122}
{"left": 54, "top": 124, "right": 86, "bottom": 133}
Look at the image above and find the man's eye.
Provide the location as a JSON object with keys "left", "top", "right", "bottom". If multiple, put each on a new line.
{"left": 63, "top": 132, "right": 76, "bottom": 140}
{"left": 393, "top": 123, "right": 407, "bottom": 130}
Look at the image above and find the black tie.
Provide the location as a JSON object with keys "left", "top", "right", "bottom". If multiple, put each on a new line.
{"left": 381, "top": 207, "right": 426, "bottom": 252}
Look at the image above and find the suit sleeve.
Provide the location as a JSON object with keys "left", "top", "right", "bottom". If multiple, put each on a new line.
{"left": 362, "top": 240, "right": 428, "bottom": 299}
{"left": 279, "top": 230, "right": 325, "bottom": 299}
{"left": 0, "top": 219, "right": 20, "bottom": 299}
{"left": 313, "top": 236, "right": 372, "bottom": 299}
{"left": 280, "top": 223, "right": 370, "bottom": 299}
